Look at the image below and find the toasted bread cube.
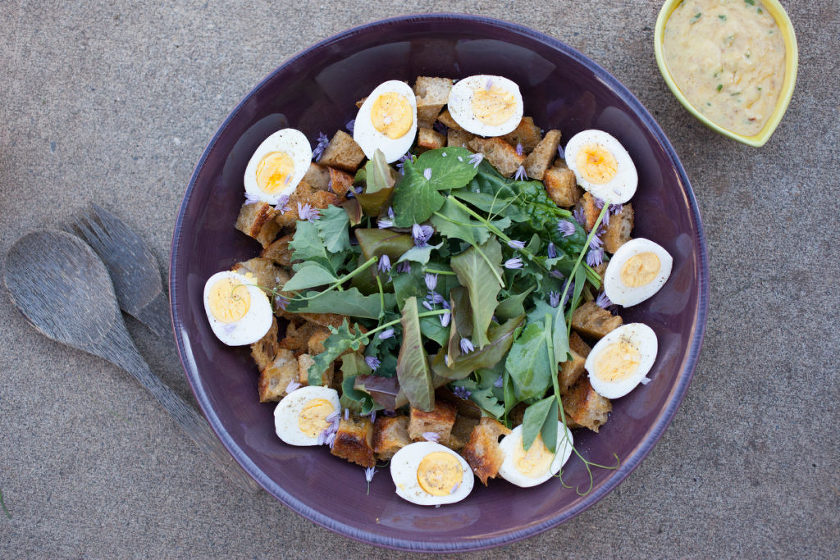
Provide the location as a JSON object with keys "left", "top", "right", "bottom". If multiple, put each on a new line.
{"left": 569, "top": 331, "right": 592, "bottom": 358}
{"left": 408, "top": 401, "right": 457, "bottom": 442}
{"left": 562, "top": 378, "right": 612, "bottom": 432}
{"left": 523, "top": 129, "right": 561, "bottom": 180}
{"left": 261, "top": 234, "right": 294, "bottom": 267}
{"left": 559, "top": 349, "right": 587, "bottom": 394}
{"left": 275, "top": 182, "right": 343, "bottom": 228}
{"left": 461, "top": 417, "right": 511, "bottom": 485}
{"left": 355, "top": 96, "right": 367, "bottom": 109}
{"left": 446, "top": 414, "right": 479, "bottom": 451}
{"left": 468, "top": 137, "right": 525, "bottom": 177}
{"left": 578, "top": 192, "right": 602, "bottom": 232}
{"left": 501, "top": 116, "right": 543, "bottom": 153}
{"left": 250, "top": 317, "right": 279, "bottom": 371}
{"left": 602, "top": 203, "right": 634, "bottom": 254}
{"left": 303, "top": 162, "right": 331, "bottom": 191}
{"left": 437, "top": 108, "right": 462, "bottom": 131}
{"left": 306, "top": 327, "right": 331, "bottom": 355}
{"left": 331, "top": 416, "right": 375, "bottom": 467}
{"left": 414, "top": 77, "right": 453, "bottom": 128}
{"left": 318, "top": 130, "right": 365, "bottom": 172}
{"left": 297, "top": 353, "right": 334, "bottom": 387}
{"left": 544, "top": 164, "right": 582, "bottom": 207}
{"left": 278, "top": 321, "right": 319, "bottom": 354}
{"left": 372, "top": 415, "right": 410, "bottom": 460}
{"left": 417, "top": 127, "right": 445, "bottom": 150}
{"left": 257, "top": 349, "right": 297, "bottom": 402}
{"left": 327, "top": 167, "right": 354, "bottom": 197}
{"left": 232, "top": 257, "right": 286, "bottom": 292}
{"left": 571, "top": 302, "right": 623, "bottom": 340}
{"left": 235, "top": 202, "right": 281, "bottom": 248}
{"left": 447, "top": 128, "right": 474, "bottom": 148}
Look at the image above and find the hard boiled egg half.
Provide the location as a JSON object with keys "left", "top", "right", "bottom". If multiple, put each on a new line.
{"left": 274, "top": 385, "right": 340, "bottom": 446}
{"left": 244, "top": 128, "right": 312, "bottom": 205}
{"left": 586, "top": 323, "right": 658, "bottom": 399}
{"left": 353, "top": 80, "right": 418, "bottom": 163}
{"left": 564, "top": 129, "right": 638, "bottom": 204}
{"left": 203, "top": 270, "right": 273, "bottom": 346}
{"left": 447, "top": 75, "right": 523, "bottom": 137}
{"left": 498, "top": 423, "right": 574, "bottom": 488}
{"left": 604, "top": 238, "right": 673, "bottom": 307}
{"left": 390, "top": 442, "right": 474, "bottom": 506}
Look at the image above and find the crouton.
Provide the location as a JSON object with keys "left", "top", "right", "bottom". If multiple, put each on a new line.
{"left": 408, "top": 401, "right": 457, "bottom": 442}
{"left": 501, "top": 116, "right": 543, "bottom": 153}
{"left": 327, "top": 167, "right": 354, "bottom": 197}
{"left": 275, "top": 182, "right": 343, "bottom": 228}
{"left": 355, "top": 96, "right": 367, "bottom": 109}
{"left": 297, "top": 353, "right": 334, "bottom": 387}
{"left": 559, "top": 349, "right": 587, "bottom": 394}
{"left": 468, "top": 137, "right": 525, "bottom": 177}
{"left": 414, "top": 77, "right": 452, "bottom": 128}
{"left": 232, "top": 257, "right": 286, "bottom": 292}
{"left": 417, "top": 127, "right": 445, "bottom": 150}
{"left": 569, "top": 331, "right": 591, "bottom": 358}
{"left": 331, "top": 416, "right": 375, "bottom": 467}
{"left": 261, "top": 234, "right": 295, "bottom": 268}
{"left": 278, "top": 321, "right": 319, "bottom": 354}
{"left": 602, "top": 203, "right": 634, "bottom": 254}
{"left": 318, "top": 130, "right": 366, "bottom": 172}
{"left": 576, "top": 192, "right": 600, "bottom": 232}
{"left": 561, "top": 378, "right": 611, "bottom": 432}
{"left": 446, "top": 414, "right": 480, "bottom": 451}
{"left": 250, "top": 317, "right": 279, "bottom": 371}
{"left": 303, "top": 162, "right": 331, "bottom": 191}
{"left": 544, "top": 164, "right": 582, "bottom": 207}
{"left": 523, "top": 129, "right": 562, "bottom": 180}
{"left": 437, "top": 108, "right": 462, "bottom": 131}
{"left": 307, "top": 327, "right": 331, "bottom": 355}
{"left": 372, "top": 415, "right": 410, "bottom": 460}
{"left": 461, "top": 417, "right": 511, "bottom": 485}
{"left": 447, "top": 128, "right": 475, "bottom": 148}
{"left": 257, "top": 349, "right": 297, "bottom": 402}
{"left": 571, "top": 302, "right": 623, "bottom": 340}
{"left": 295, "top": 313, "right": 345, "bottom": 329}
{"left": 235, "top": 202, "right": 281, "bottom": 248}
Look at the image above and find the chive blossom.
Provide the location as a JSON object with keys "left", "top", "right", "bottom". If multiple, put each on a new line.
{"left": 378, "top": 328, "right": 395, "bottom": 340}
{"left": 508, "top": 239, "right": 526, "bottom": 250}
{"left": 365, "top": 356, "right": 381, "bottom": 371}
{"left": 312, "top": 132, "right": 329, "bottom": 161}
{"left": 514, "top": 165, "right": 528, "bottom": 181}
{"left": 468, "top": 153, "right": 484, "bottom": 169}
{"left": 547, "top": 242, "right": 558, "bottom": 259}
{"left": 377, "top": 254, "right": 391, "bottom": 273}
{"left": 557, "top": 219, "right": 576, "bottom": 237}
{"left": 503, "top": 257, "right": 523, "bottom": 269}
{"left": 459, "top": 338, "right": 475, "bottom": 354}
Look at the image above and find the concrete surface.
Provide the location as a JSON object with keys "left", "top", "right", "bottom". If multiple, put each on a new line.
{"left": 1, "top": 1, "right": 838, "bottom": 558}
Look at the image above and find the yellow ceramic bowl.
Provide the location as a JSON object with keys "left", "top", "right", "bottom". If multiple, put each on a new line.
{"left": 654, "top": 0, "right": 798, "bottom": 147}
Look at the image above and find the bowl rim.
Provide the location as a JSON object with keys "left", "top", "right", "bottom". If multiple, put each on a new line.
{"left": 169, "top": 12, "right": 710, "bottom": 552}
{"left": 653, "top": 0, "right": 799, "bottom": 147}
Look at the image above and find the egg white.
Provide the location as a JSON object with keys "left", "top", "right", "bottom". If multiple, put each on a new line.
{"left": 273, "top": 385, "right": 340, "bottom": 446}
{"left": 497, "top": 423, "right": 573, "bottom": 488}
{"left": 243, "top": 128, "right": 312, "bottom": 205}
{"left": 353, "top": 80, "right": 418, "bottom": 163}
{"left": 390, "top": 442, "right": 474, "bottom": 506}
{"left": 203, "top": 270, "right": 273, "bottom": 346}
{"left": 604, "top": 238, "right": 673, "bottom": 307}
{"left": 447, "top": 75, "right": 524, "bottom": 137}
{"left": 564, "top": 129, "right": 638, "bottom": 204}
{"left": 586, "top": 323, "right": 658, "bottom": 399}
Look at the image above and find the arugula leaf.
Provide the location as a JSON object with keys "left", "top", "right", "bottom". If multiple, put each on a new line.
{"left": 396, "top": 242, "right": 443, "bottom": 265}
{"left": 527, "top": 298, "right": 556, "bottom": 324}
{"left": 453, "top": 191, "right": 530, "bottom": 222}
{"left": 495, "top": 287, "right": 534, "bottom": 321}
{"left": 450, "top": 238, "right": 503, "bottom": 348}
{"left": 505, "top": 322, "right": 552, "bottom": 402}
{"left": 432, "top": 316, "right": 524, "bottom": 380}
{"left": 355, "top": 228, "right": 415, "bottom": 262}
{"left": 286, "top": 287, "right": 395, "bottom": 319}
{"left": 315, "top": 205, "right": 351, "bottom": 253}
{"left": 396, "top": 297, "right": 434, "bottom": 411}
{"left": 338, "top": 354, "right": 377, "bottom": 414}
{"left": 430, "top": 198, "right": 491, "bottom": 245}
{"left": 308, "top": 320, "right": 367, "bottom": 386}
{"left": 357, "top": 149, "right": 396, "bottom": 216}
{"left": 283, "top": 262, "right": 338, "bottom": 292}
{"left": 522, "top": 396, "right": 554, "bottom": 451}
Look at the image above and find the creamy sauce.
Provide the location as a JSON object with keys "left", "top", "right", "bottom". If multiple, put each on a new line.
{"left": 663, "top": 0, "right": 786, "bottom": 136}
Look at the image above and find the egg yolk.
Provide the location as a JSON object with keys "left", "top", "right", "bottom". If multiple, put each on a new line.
{"left": 620, "top": 252, "right": 661, "bottom": 288}
{"left": 513, "top": 434, "right": 554, "bottom": 478}
{"left": 371, "top": 92, "right": 413, "bottom": 139}
{"left": 471, "top": 85, "right": 518, "bottom": 126}
{"left": 297, "top": 398, "right": 335, "bottom": 437}
{"left": 417, "top": 452, "right": 463, "bottom": 496}
{"left": 207, "top": 277, "right": 251, "bottom": 323}
{"left": 575, "top": 143, "right": 619, "bottom": 185}
{"left": 593, "top": 339, "right": 641, "bottom": 383}
{"left": 255, "top": 151, "right": 295, "bottom": 194}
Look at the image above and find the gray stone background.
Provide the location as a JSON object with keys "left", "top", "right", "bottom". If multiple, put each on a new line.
{"left": 1, "top": 1, "right": 838, "bottom": 558}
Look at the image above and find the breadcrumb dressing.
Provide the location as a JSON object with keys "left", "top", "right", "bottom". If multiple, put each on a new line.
{"left": 575, "top": 144, "right": 619, "bottom": 185}
{"left": 371, "top": 92, "right": 413, "bottom": 139}
{"left": 471, "top": 86, "right": 518, "bottom": 127}
{"left": 297, "top": 399, "right": 335, "bottom": 437}
{"left": 207, "top": 277, "right": 251, "bottom": 323}
{"left": 593, "top": 339, "right": 641, "bottom": 383}
{"left": 620, "top": 252, "right": 661, "bottom": 288}
{"left": 512, "top": 435, "right": 554, "bottom": 478}
{"left": 417, "top": 452, "right": 462, "bottom": 496}
{"left": 663, "top": 0, "right": 785, "bottom": 136}
{"left": 255, "top": 151, "right": 295, "bottom": 194}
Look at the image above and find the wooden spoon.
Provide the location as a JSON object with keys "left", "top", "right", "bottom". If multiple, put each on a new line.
{"left": 4, "top": 230, "right": 259, "bottom": 493}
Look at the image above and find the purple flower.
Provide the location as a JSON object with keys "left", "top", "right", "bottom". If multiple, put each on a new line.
{"left": 547, "top": 242, "right": 558, "bottom": 259}
{"left": 396, "top": 261, "right": 411, "bottom": 274}
{"left": 494, "top": 376, "right": 504, "bottom": 388}
{"left": 557, "top": 144, "right": 565, "bottom": 160}
{"left": 377, "top": 254, "right": 391, "bottom": 273}
{"left": 325, "top": 410, "right": 340, "bottom": 424}
{"left": 365, "top": 356, "right": 381, "bottom": 371}
{"left": 395, "top": 153, "right": 413, "bottom": 175}
{"left": 423, "top": 168, "right": 432, "bottom": 181}
{"left": 485, "top": 77, "right": 494, "bottom": 91}
{"left": 274, "top": 295, "right": 289, "bottom": 311}
{"left": 514, "top": 165, "right": 528, "bottom": 181}
{"left": 364, "top": 466, "right": 376, "bottom": 494}
{"left": 377, "top": 217, "right": 393, "bottom": 229}
{"left": 326, "top": 432, "right": 336, "bottom": 448}
{"left": 557, "top": 220, "right": 576, "bottom": 237}
{"left": 412, "top": 223, "right": 434, "bottom": 247}
{"left": 550, "top": 270, "right": 565, "bottom": 281}
{"left": 549, "top": 291, "right": 561, "bottom": 308}
{"left": 610, "top": 204, "right": 623, "bottom": 216}
{"left": 275, "top": 194, "right": 291, "bottom": 214}
{"left": 426, "top": 291, "right": 444, "bottom": 305}
{"left": 244, "top": 192, "right": 262, "bottom": 205}
{"left": 312, "top": 132, "right": 329, "bottom": 161}
{"left": 504, "top": 257, "right": 523, "bottom": 270}
{"left": 422, "top": 431, "right": 441, "bottom": 443}
{"left": 573, "top": 206, "right": 587, "bottom": 226}
{"left": 508, "top": 239, "right": 525, "bottom": 250}
{"left": 346, "top": 119, "right": 355, "bottom": 134}
{"left": 344, "top": 408, "right": 350, "bottom": 421}
{"left": 586, "top": 247, "right": 604, "bottom": 267}
{"left": 440, "top": 304, "right": 451, "bottom": 327}
{"left": 590, "top": 235, "right": 603, "bottom": 250}
{"left": 424, "top": 273, "right": 438, "bottom": 291}
{"left": 368, "top": 410, "right": 376, "bottom": 425}
{"left": 422, "top": 300, "right": 434, "bottom": 311}
{"left": 459, "top": 338, "right": 475, "bottom": 354}
{"left": 468, "top": 153, "right": 484, "bottom": 169}
{"left": 450, "top": 482, "right": 460, "bottom": 494}
{"left": 433, "top": 120, "right": 448, "bottom": 135}
{"left": 378, "top": 328, "right": 395, "bottom": 340}
{"left": 596, "top": 292, "right": 613, "bottom": 309}
{"left": 515, "top": 143, "right": 524, "bottom": 156}
{"left": 297, "top": 202, "right": 320, "bottom": 222}
{"left": 285, "top": 380, "right": 301, "bottom": 393}
{"left": 453, "top": 385, "right": 471, "bottom": 400}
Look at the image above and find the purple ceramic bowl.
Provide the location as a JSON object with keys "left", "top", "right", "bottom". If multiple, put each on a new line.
{"left": 170, "top": 13, "right": 708, "bottom": 553}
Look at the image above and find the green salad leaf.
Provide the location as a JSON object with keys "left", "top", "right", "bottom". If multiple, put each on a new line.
{"left": 356, "top": 149, "right": 396, "bottom": 216}
{"left": 521, "top": 396, "right": 555, "bottom": 451}
{"left": 450, "top": 238, "right": 503, "bottom": 348}
{"left": 355, "top": 228, "right": 415, "bottom": 262}
{"left": 505, "top": 322, "right": 552, "bottom": 402}
{"left": 396, "top": 297, "right": 434, "bottom": 411}
{"left": 432, "top": 316, "right": 524, "bottom": 380}
{"left": 307, "top": 319, "right": 367, "bottom": 386}
{"left": 339, "top": 354, "right": 377, "bottom": 414}
{"left": 283, "top": 262, "right": 338, "bottom": 292}
{"left": 315, "top": 205, "right": 351, "bottom": 253}
{"left": 286, "top": 287, "right": 395, "bottom": 319}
